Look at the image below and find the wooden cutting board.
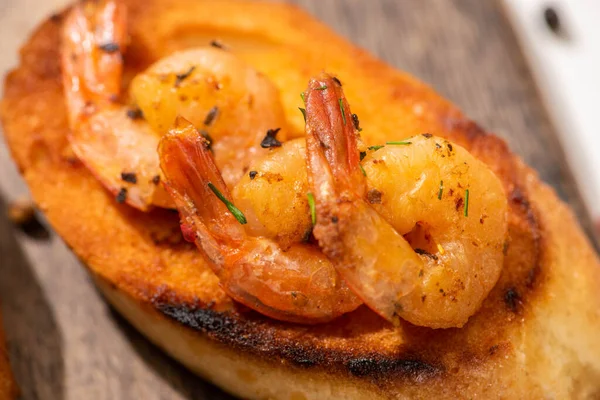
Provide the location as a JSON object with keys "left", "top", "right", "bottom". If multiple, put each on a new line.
{"left": 0, "top": 1, "right": 595, "bottom": 399}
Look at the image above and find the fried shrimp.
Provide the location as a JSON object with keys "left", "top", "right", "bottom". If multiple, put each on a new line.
{"left": 61, "top": 0, "right": 172, "bottom": 210}
{"left": 158, "top": 118, "right": 361, "bottom": 324}
{"left": 305, "top": 74, "right": 508, "bottom": 328}
{"left": 131, "top": 48, "right": 289, "bottom": 186}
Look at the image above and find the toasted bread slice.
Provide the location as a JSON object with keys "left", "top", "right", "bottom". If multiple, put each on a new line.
{"left": 0, "top": 313, "right": 16, "bottom": 400}
{"left": 2, "top": 0, "right": 600, "bottom": 398}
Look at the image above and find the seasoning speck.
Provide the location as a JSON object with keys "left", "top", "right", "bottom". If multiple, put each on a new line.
{"left": 203, "top": 106, "right": 219, "bottom": 126}
{"left": 332, "top": 76, "right": 342, "bottom": 86}
{"left": 116, "top": 188, "right": 128, "bottom": 204}
{"left": 249, "top": 170, "right": 258, "bottom": 180}
{"left": 422, "top": 133, "right": 432, "bottom": 138}
{"left": 210, "top": 39, "right": 226, "bottom": 49}
{"left": 260, "top": 128, "right": 282, "bottom": 148}
{"left": 175, "top": 66, "right": 196, "bottom": 87}
{"left": 121, "top": 172, "right": 137, "bottom": 184}
{"left": 126, "top": 107, "right": 144, "bottom": 120}
{"left": 199, "top": 130, "right": 213, "bottom": 150}
{"left": 98, "top": 42, "right": 120, "bottom": 53}
{"left": 151, "top": 175, "right": 160, "bottom": 185}
{"left": 367, "top": 189, "right": 382, "bottom": 204}
{"left": 352, "top": 113, "right": 362, "bottom": 132}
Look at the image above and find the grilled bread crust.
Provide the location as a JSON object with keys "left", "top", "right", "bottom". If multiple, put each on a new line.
{"left": 0, "top": 314, "right": 16, "bottom": 400}
{"left": 2, "top": 1, "right": 600, "bottom": 398}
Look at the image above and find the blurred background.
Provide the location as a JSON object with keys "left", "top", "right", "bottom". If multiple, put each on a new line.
{"left": 0, "top": 0, "right": 598, "bottom": 399}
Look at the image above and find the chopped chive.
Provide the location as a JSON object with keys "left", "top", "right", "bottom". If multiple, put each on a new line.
{"left": 307, "top": 193, "right": 316, "bottom": 225}
{"left": 368, "top": 145, "right": 384, "bottom": 151}
{"left": 300, "top": 92, "right": 306, "bottom": 103}
{"left": 359, "top": 151, "right": 367, "bottom": 161}
{"left": 208, "top": 183, "right": 247, "bottom": 224}
{"left": 386, "top": 140, "right": 412, "bottom": 145}
{"left": 316, "top": 85, "right": 327, "bottom": 90}
{"left": 298, "top": 107, "right": 306, "bottom": 122}
{"left": 464, "top": 189, "right": 470, "bottom": 216}
{"left": 438, "top": 180, "right": 444, "bottom": 200}
{"left": 338, "top": 98, "right": 346, "bottom": 125}
{"left": 359, "top": 164, "right": 367, "bottom": 176}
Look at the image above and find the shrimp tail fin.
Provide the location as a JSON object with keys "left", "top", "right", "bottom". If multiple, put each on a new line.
{"left": 158, "top": 117, "right": 245, "bottom": 266}
{"left": 62, "top": 0, "right": 127, "bottom": 127}
{"left": 305, "top": 74, "right": 421, "bottom": 324}
{"left": 304, "top": 73, "right": 365, "bottom": 196}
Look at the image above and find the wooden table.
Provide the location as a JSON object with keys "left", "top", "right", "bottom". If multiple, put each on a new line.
{"left": 0, "top": 1, "right": 596, "bottom": 399}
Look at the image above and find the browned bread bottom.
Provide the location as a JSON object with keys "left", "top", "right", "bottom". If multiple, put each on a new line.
{"left": 2, "top": 0, "right": 600, "bottom": 398}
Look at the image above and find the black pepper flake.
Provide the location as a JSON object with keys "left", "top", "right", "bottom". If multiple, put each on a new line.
{"left": 116, "top": 188, "right": 128, "bottom": 204}
{"left": 151, "top": 175, "right": 161, "bottom": 185}
{"left": 422, "top": 133, "right": 432, "bottom": 138}
{"left": 504, "top": 287, "right": 521, "bottom": 312}
{"left": 98, "top": 42, "right": 120, "bottom": 53}
{"left": 203, "top": 106, "right": 219, "bottom": 126}
{"left": 199, "top": 130, "right": 213, "bottom": 150}
{"left": 455, "top": 197, "right": 464, "bottom": 212}
{"left": 121, "top": 172, "right": 137, "bottom": 184}
{"left": 175, "top": 66, "right": 196, "bottom": 87}
{"left": 359, "top": 151, "right": 367, "bottom": 161}
{"left": 302, "top": 227, "right": 313, "bottom": 243}
{"left": 209, "top": 39, "right": 226, "bottom": 49}
{"left": 332, "top": 76, "right": 342, "bottom": 86}
{"left": 414, "top": 248, "right": 438, "bottom": 260}
{"left": 331, "top": 216, "right": 339, "bottom": 224}
{"left": 260, "top": 128, "right": 282, "bottom": 148}
{"left": 126, "top": 107, "right": 144, "bottom": 120}
{"left": 352, "top": 113, "right": 362, "bottom": 132}
{"left": 447, "top": 143, "right": 453, "bottom": 152}
{"left": 249, "top": 171, "right": 258, "bottom": 180}
{"left": 367, "top": 189, "right": 382, "bottom": 204}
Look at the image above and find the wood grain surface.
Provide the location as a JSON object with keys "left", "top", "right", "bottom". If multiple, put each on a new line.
{"left": 0, "top": 0, "right": 596, "bottom": 399}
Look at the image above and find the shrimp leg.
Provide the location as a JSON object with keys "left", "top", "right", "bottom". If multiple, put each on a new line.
{"left": 62, "top": 0, "right": 172, "bottom": 210}
{"left": 159, "top": 117, "right": 361, "bottom": 324}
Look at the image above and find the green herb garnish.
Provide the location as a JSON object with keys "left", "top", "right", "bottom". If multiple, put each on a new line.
{"left": 338, "top": 98, "right": 346, "bottom": 125}
{"left": 360, "top": 151, "right": 367, "bottom": 161}
{"left": 298, "top": 107, "right": 306, "bottom": 122}
{"left": 438, "top": 180, "right": 444, "bottom": 200}
{"left": 368, "top": 145, "right": 385, "bottom": 151}
{"left": 316, "top": 85, "right": 328, "bottom": 90}
{"left": 359, "top": 164, "right": 367, "bottom": 177}
{"left": 386, "top": 140, "right": 412, "bottom": 146}
{"left": 307, "top": 193, "right": 316, "bottom": 225}
{"left": 464, "top": 189, "right": 470, "bottom": 217}
{"left": 208, "top": 183, "right": 247, "bottom": 224}
{"left": 300, "top": 92, "right": 306, "bottom": 103}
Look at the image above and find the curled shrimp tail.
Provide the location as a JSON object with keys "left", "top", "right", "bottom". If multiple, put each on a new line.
{"left": 305, "top": 73, "right": 365, "bottom": 198}
{"left": 62, "top": 0, "right": 127, "bottom": 127}
{"left": 305, "top": 73, "right": 422, "bottom": 325}
{"left": 158, "top": 117, "right": 245, "bottom": 266}
{"left": 62, "top": 0, "right": 171, "bottom": 211}
{"left": 159, "top": 118, "right": 361, "bottom": 324}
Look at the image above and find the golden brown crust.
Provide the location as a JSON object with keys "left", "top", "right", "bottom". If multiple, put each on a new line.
{"left": 2, "top": 0, "right": 600, "bottom": 398}
{"left": 0, "top": 313, "right": 16, "bottom": 400}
